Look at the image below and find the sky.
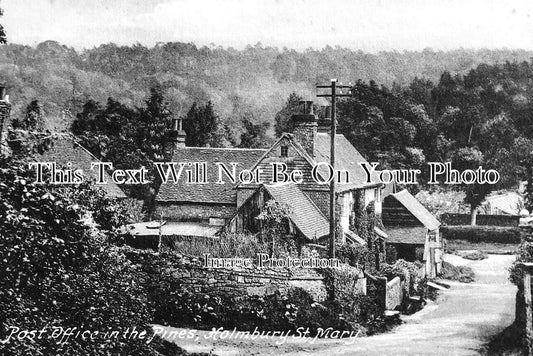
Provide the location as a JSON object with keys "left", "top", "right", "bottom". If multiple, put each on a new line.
{"left": 2, "top": 0, "right": 533, "bottom": 52}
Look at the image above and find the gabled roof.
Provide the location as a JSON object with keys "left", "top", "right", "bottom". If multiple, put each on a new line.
{"left": 36, "top": 133, "right": 126, "bottom": 198}
{"left": 390, "top": 189, "right": 440, "bottom": 230}
{"left": 314, "top": 133, "right": 382, "bottom": 190}
{"left": 156, "top": 147, "right": 266, "bottom": 204}
{"left": 263, "top": 183, "right": 329, "bottom": 240}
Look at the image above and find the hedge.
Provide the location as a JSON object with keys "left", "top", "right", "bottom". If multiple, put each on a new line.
{"left": 441, "top": 225, "right": 521, "bottom": 244}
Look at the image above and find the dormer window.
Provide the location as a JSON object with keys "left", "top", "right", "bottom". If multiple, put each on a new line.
{"left": 281, "top": 145, "right": 288, "bottom": 157}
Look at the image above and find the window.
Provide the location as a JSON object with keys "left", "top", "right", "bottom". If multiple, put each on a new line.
{"left": 281, "top": 145, "right": 288, "bottom": 157}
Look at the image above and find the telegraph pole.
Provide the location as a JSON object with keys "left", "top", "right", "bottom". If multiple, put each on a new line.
{"left": 316, "top": 79, "right": 352, "bottom": 259}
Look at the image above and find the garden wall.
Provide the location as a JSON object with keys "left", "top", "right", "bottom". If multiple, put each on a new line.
{"left": 125, "top": 249, "right": 361, "bottom": 302}
{"left": 441, "top": 213, "right": 520, "bottom": 227}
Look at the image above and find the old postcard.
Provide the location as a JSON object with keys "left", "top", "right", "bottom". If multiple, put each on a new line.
{"left": 0, "top": 1, "right": 531, "bottom": 355}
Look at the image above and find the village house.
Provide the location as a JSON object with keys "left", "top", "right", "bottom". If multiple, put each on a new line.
{"left": 382, "top": 189, "right": 442, "bottom": 278}
{"left": 150, "top": 99, "right": 443, "bottom": 277}
{"left": 152, "top": 117, "right": 267, "bottom": 237}
{"left": 153, "top": 101, "right": 386, "bottom": 253}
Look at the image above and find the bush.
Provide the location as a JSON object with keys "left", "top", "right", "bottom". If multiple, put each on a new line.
{"left": 378, "top": 259, "right": 423, "bottom": 295}
{"left": 336, "top": 244, "right": 369, "bottom": 268}
{"left": 441, "top": 225, "right": 521, "bottom": 244}
{"left": 0, "top": 157, "right": 169, "bottom": 355}
{"left": 462, "top": 250, "right": 488, "bottom": 260}
{"left": 133, "top": 251, "right": 384, "bottom": 337}
{"left": 509, "top": 240, "right": 533, "bottom": 286}
{"left": 439, "top": 261, "right": 475, "bottom": 283}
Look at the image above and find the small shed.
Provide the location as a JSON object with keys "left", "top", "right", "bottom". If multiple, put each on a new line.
{"left": 382, "top": 190, "right": 442, "bottom": 278}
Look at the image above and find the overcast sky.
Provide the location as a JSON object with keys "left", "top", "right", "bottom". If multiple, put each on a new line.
{"left": 2, "top": 0, "right": 533, "bottom": 52}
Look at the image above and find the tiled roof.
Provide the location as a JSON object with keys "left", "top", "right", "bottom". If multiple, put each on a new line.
{"left": 391, "top": 189, "right": 440, "bottom": 230}
{"left": 156, "top": 147, "right": 266, "bottom": 204}
{"left": 35, "top": 134, "right": 126, "bottom": 198}
{"left": 314, "top": 133, "right": 382, "bottom": 190}
{"left": 263, "top": 183, "right": 330, "bottom": 240}
{"left": 385, "top": 226, "right": 427, "bottom": 245}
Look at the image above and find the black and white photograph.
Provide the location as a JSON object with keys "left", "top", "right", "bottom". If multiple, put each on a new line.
{"left": 1, "top": 1, "right": 533, "bottom": 355}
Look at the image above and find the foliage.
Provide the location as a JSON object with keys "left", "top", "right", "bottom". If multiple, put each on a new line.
{"left": 336, "top": 244, "right": 369, "bottom": 269}
{"left": 461, "top": 250, "right": 488, "bottom": 261}
{"left": 378, "top": 259, "right": 423, "bottom": 295}
{"left": 439, "top": 261, "right": 475, "bottom": 283}
{"left": 255, "top": 199, "right": 297, "bottom": 257}
{"left": 183, "top": 101, "right": 231, "bottom": 147}
{"left": 11, "top": 100, "right": 44, "bottom": 130}
{"left": 274, "top": 92, "right": 302, "bottom": 136}
{"left": 509, "top": 233, "right": 533, "bottom": 287}
{"left": 0, "top": 8, "right": 6, "bottom": 44}
{"left": 238, "top": 114, "right": 271, "bottom": 148}
{"left": 441, "top": 226, "right": 521, "bottom": 244}
{"left": 72, "top": 89, "right": 173, "bottom": 202}
{"left": 161, "top": 233, "right": 274, "bottom": 260}
{"left": 415, "top": 188, "right": 469, "bottom": 218}
{"left": 0, "top": 157, "right": 175, "bottom": 355}
{"left": 349, "top": 191, "right": 383, "bottom": 270}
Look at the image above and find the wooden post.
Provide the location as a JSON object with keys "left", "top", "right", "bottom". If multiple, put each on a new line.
{"left": 524, "top": 268, "right": 533, "bottom": 356}
{"left": 316, "top": 80, "right": 352, "bottom": 259}
{"left": 329, "top": 79, "right": 336, "bottom": 259}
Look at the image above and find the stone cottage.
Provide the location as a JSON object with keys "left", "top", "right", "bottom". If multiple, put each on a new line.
{"left": 154, "top": 101, "right": 386, "bottom": 255}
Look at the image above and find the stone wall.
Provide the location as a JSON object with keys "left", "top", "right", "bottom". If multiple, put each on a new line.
{"left": 170, "top": 265, "right": 328, "bottom": 301}
{"left": 127, "top": 249, "right": 330, "bottom": 302}
{"left": 154, "top": 202, "right": 236, "bottom": 222}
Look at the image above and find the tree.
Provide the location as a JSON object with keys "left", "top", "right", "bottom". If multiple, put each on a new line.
{"left": 450, "top": 147, "right": 490, "bottom": 225}
{"left": 238, "top": 114, "right": 270, "bottom": 148}
{"left": 274, "top": 92, "right": 302, "bottom": 136}
{"left": 0, "top": 8, "right": 7, "bottom": 44}
{"left": 182, "top": 101, "right": 230, "bottom": 147}
{"left": 0, "top": 156, "right": 167, "bottom": 355}
{"left": 12, "top": 100, "right": 45, "bottom": 130}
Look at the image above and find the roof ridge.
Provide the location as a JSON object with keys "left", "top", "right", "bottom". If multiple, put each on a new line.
{"left": 175, "top": 146, "right": 267, "bottom": 152}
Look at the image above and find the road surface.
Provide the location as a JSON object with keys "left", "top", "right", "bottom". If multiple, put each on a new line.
{"left": 159, "top": 254, "right": 517, "bottom": 356}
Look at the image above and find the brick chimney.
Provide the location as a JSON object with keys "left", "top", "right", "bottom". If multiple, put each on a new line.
{"left": 0, "top": 85, "right": 11, "bottom": 151}
{"left": 292, "top": 100, "right": 317, "bottom": 156}
{"left": 169, "top": 117, "right": 186, "bottom": 148}
{"left": 317, "top": 105, "right": 332, "bottom": 133}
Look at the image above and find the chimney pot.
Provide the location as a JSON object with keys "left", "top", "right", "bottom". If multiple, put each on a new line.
{"left": 0, "top": 86, "right": 6, "bottom": 101}
{"left": 169, "top": 117, "right": 186, "bottom": 148}
{"left": 299, "top": 100, "right": 314, "bottom": 115}
{"left": 292, "top": 100, "right": 317, "bottom": 156}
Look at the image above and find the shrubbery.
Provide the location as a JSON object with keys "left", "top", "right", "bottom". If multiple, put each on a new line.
{"left": 0, "top": 157, "right": 188, "bottom": 355}
{"left": 462, "top": 250, "right": 488, "bottom": 260}
{"left": 336, "top": 243, "right": 369, "bottom": 269}
{"left": 441, "top": 225, "right": 521, "bottom": 244}
{"left": 509, "top": 234, "right": 533, "bottom": 287}
{"left": 378, "top": 259, "right": 423, "bottom": 295}
{"left": 439, "top": 261, "right": 475, "bottom": 283}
